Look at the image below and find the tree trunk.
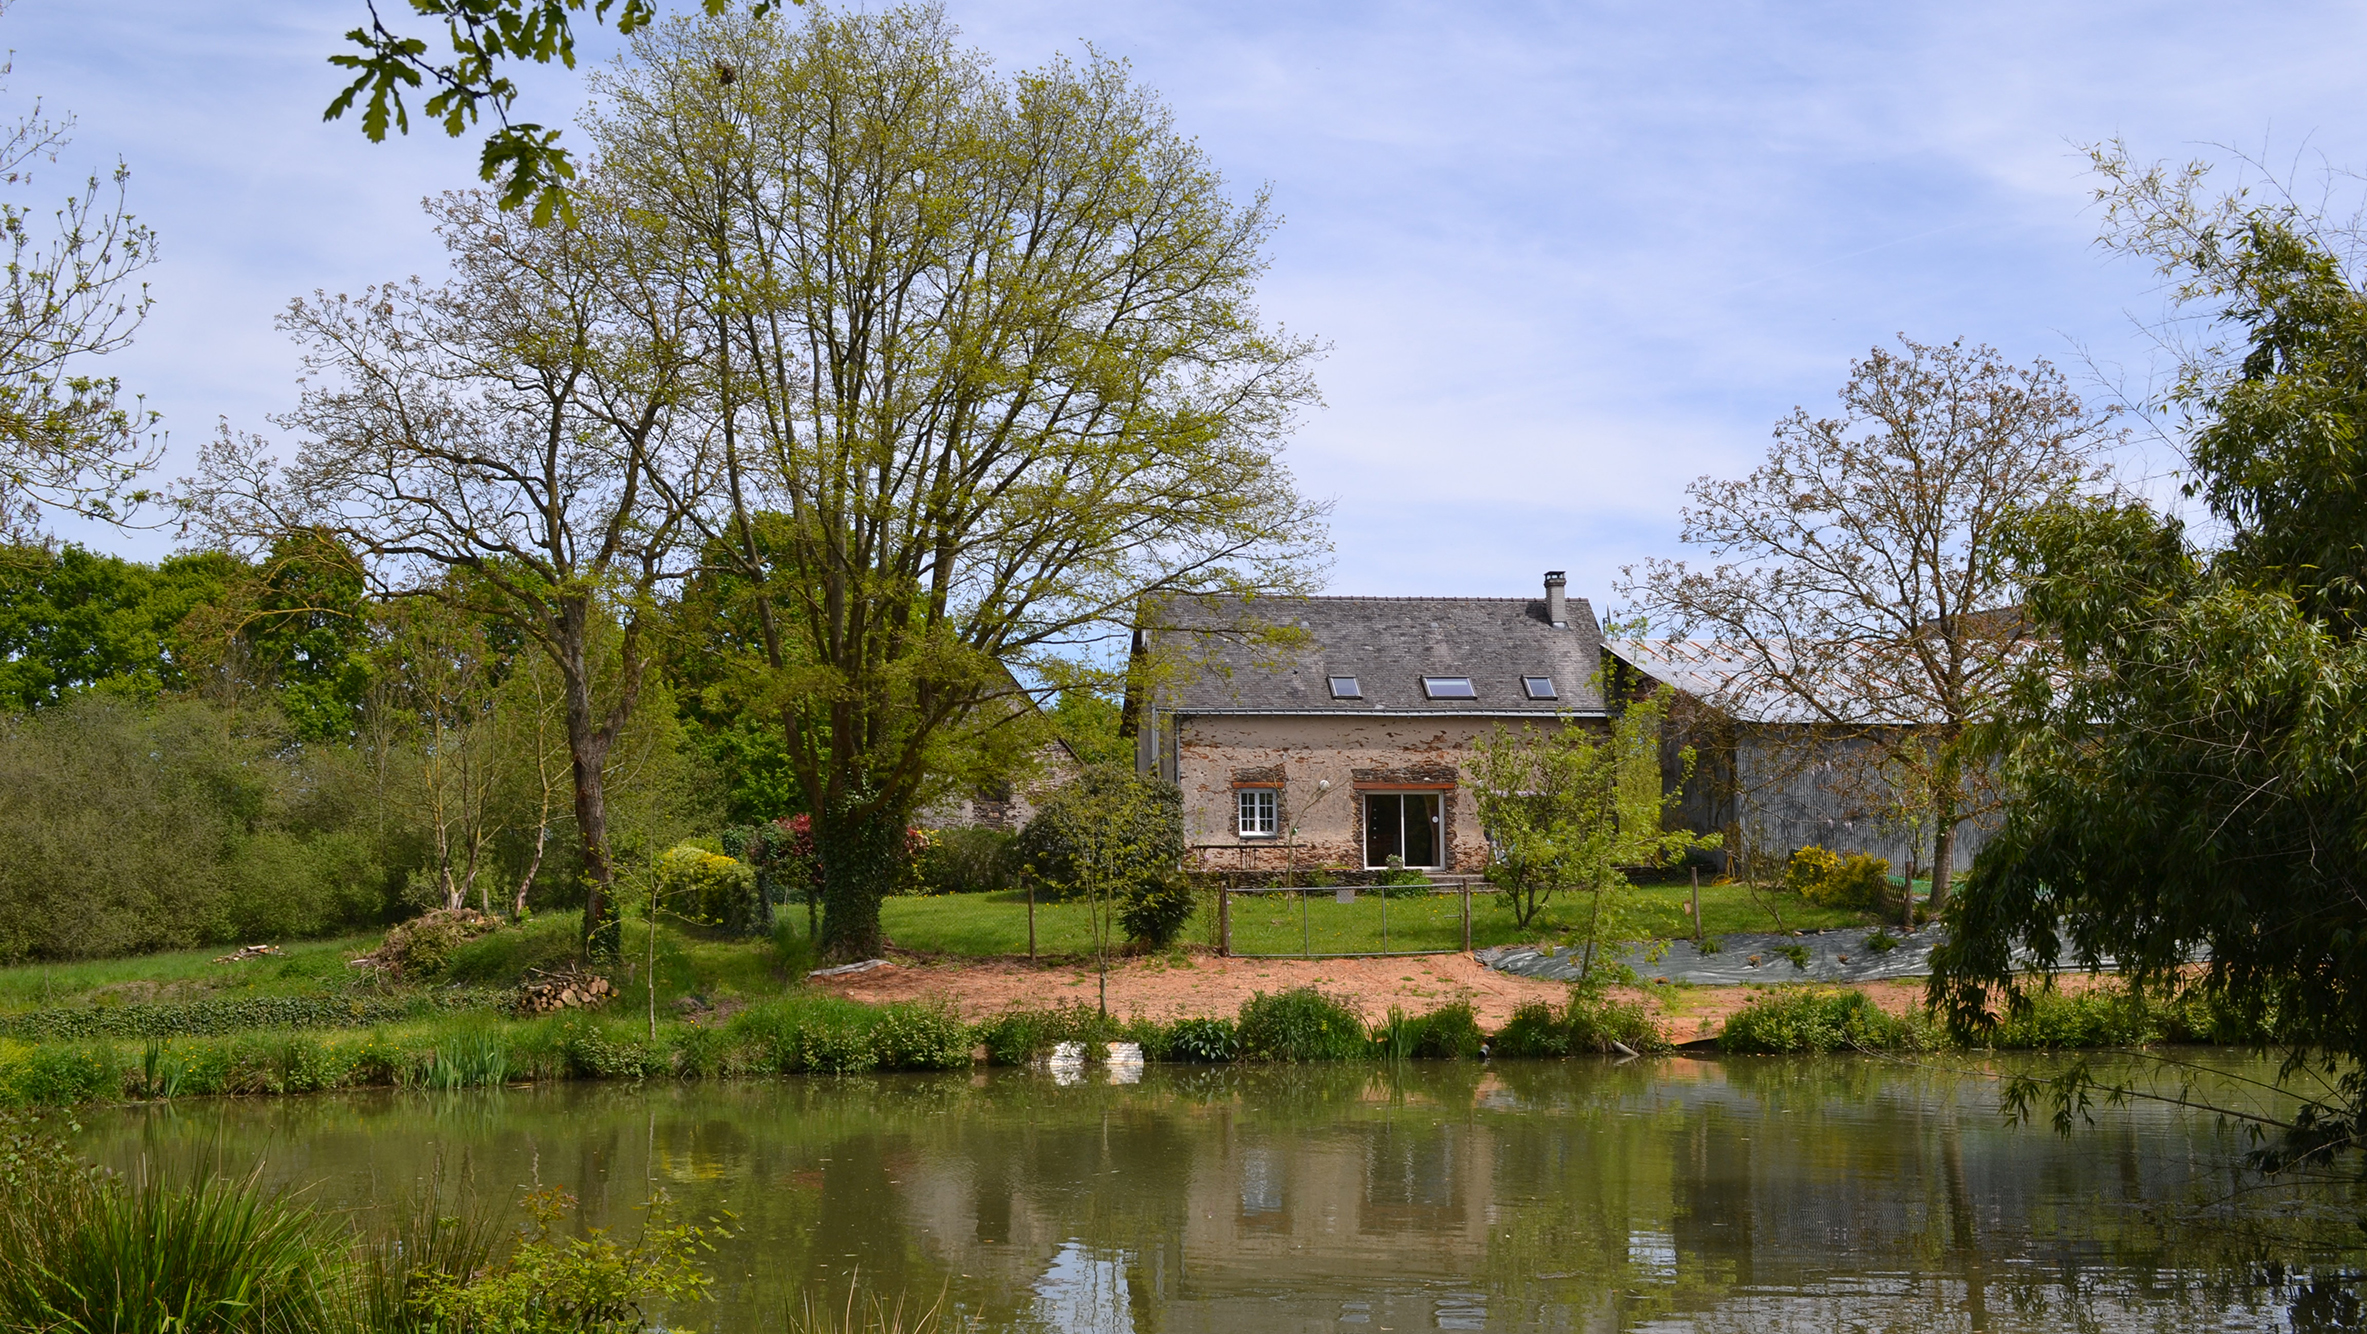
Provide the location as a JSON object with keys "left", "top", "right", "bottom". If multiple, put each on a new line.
{"left": 816, "top": 798, "right": 903, "bottom": 960}
{"left": 560, "top": 647, "right": 620, "bottom": 960}
{"left": 1930, "top": 817, "right": 1957, "bottom": 916}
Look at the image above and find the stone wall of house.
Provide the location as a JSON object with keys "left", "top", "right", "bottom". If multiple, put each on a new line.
{"left": 917, "top": 741, "right": 1082, "bottom": 833}
{"left": 1172, "top": 714, "right": 1598, "bottom": 874}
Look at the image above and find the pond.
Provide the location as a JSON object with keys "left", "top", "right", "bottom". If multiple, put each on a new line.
{"left": 71, "top": 1053, "right": 2367, "bottom": 1332}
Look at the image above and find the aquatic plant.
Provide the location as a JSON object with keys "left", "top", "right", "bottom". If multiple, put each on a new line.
{"left": 1719, "top": 986, "right": 1919, "bottom": 1054}
{"left": 1164, "top": 1017, "right": 1239, "bottom": 1063}
{"left": 1236, "top": 988, "right": 1367, "bottom": 1062}
{"left": 0, "top": 1146, "right": 337, "bottom": 1333}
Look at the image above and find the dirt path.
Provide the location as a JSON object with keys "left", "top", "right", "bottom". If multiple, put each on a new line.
{"left": 804, "top": 949, "right": 1947, "bottom": 1041}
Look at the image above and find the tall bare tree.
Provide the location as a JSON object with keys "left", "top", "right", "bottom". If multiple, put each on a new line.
{"left": 187, "top": 184, "right": 716, "bottom": 956}
{"left": 1622, "top": 337, "right": 2114, "bottom": 911}
{"left": 584, "top": 6, "right": 1328, "bottom": 957}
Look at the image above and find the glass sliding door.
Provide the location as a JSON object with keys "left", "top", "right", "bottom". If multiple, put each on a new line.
{"left": 1363, "top": 792, "right": 1443, "bottom": 868}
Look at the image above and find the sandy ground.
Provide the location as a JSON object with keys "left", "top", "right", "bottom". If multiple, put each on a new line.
{"left": 804, "top": 949, "right": 1949, "bottom": 1043}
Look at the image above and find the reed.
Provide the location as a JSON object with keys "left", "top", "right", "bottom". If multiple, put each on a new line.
{"left": 4, "top": 1156, "right": 337, "bottom": 1333}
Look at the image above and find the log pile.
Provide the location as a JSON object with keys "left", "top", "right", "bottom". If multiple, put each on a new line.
{"left": 213, "top": 944, "right": 285, "bottom": 964}
{"left": 514, "top": 968, "right": 616, "bottom": 1016}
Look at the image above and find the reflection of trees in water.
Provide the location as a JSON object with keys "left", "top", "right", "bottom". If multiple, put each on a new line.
{"left": 69, "top": 1057, "right": 2367, "bottom": 1331}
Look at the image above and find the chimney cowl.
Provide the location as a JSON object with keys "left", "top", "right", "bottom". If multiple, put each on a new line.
{"left": 1543, "top": 570, "right": 1568, "bottom": 628}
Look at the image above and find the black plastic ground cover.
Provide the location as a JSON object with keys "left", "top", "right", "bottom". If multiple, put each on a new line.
{"left": 1477, "top": 928, "right": 1945, "bottom": 986}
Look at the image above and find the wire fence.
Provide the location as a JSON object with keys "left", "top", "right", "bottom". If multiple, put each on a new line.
{"left": 1214, "top": 880, "right": 1484, "bottom": 958}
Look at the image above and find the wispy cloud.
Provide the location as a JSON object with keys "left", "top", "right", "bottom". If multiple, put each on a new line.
{"left": 13, "top": 0, "right": 2365, "bottom": 603}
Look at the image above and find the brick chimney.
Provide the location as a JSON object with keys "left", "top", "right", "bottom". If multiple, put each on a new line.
{"left": 1544, "top": 570, "right": 1567, "bottom": 628}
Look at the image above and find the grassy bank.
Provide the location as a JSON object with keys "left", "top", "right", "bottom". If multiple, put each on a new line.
{"left": 0, "top": 972, "right": 2264, "bottom": 1109}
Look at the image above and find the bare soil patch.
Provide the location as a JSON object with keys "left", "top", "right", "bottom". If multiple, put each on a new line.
{"left": 806, "top": 949, "right": 2125, "bottom": 1042}
{"left": 808, "top": 950, "right": 1572, "bottom": 1027}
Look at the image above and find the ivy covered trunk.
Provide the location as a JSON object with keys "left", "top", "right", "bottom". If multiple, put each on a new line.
{"left": 816, "top": 800, "right": 908, "bottom": 960}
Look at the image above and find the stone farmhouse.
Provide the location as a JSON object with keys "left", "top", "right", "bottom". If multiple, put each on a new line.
{"left": 1134, "top": 573, "right": 1607, "bottom": 876}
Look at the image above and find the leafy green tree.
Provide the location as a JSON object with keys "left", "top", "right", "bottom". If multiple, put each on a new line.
{"left": 1936, "top": 148, "right": 2367, "bottom": 1156}
{"left": 325, "top": 0, "right": 786, "bottom": 224}
{"left": 1018, "top": 765, "right": 1185, "bottom": 1008}
{"left": 1470, "top": 687, "right": 1714, "bottom": 977}
{"left": 0, "top": 545, "right": 236, "bottom": 710}
{"left": 589, "top": 6, "right": 1325, "bottom": 958}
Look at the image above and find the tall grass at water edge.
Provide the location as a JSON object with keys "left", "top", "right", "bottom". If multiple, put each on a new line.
{"left": 0, "top": 979, "right": 2276, "bottom": 1108}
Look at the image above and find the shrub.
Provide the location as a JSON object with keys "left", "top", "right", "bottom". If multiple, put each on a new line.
{"left": 0, "top": 991, "right": 501, "bottom": 1041}
{"left": 1785, "top": 845, "right": 1893, "bottom": 910}
{"left": 872, "top": 1003, "right": 972, "bottom": 1070}
{"left": 1014, "top": 766, "right": 1183, "bottom": 904}
{"left": 1563, "top": 987, "right": 1666, "bottom": 1054}
{"left": 0, "top": 694, "right": 399, "bottom": 966}
{"left": 1491, "top": 987, "right": 1663, "bottom": 1057}
{"left": 1719, "top": 986, "right": 1915, "bottom": 1053}
{"left": 1118, "top": 873, "right": 1197, "bottom": 949}
{"left": 1371, "top": 856, "right": 1433, "bottom": 897}
{"left": 973, "top": 1010, "right": 1051, "bottom": 1066}
{"left": 1237, "top": 988, "right": 1367, "bottom": 1062}
{"left": 916, "top": 828, "right": 1018, "bottom": 895}
{"left": 656, "top": 844, "right": 762, "bottom": 933}
{"left": 1490, "top": 1000, "right": 1571, "bottom": 1058}
{"left": 413, "top": 1186, "right": 722, "bottom": 1334}
{"left": 971, "top": 1003, "right": 1119, "bottom": 1066}
{"left": 557, "top": 1021, "right": 664, "bottom": 1080}
{"left": 0, "top": 1042, "right": 124, "bottom": 1106}
{"left": 1412, "top": 1002, "right": 1486, "bottom": 1059}
{"left": 1986, "top": 985, "right": 2163, "bottom": 1049}
{"left": 1164, "top": 1017, "right": 1238, "bottom": 1063}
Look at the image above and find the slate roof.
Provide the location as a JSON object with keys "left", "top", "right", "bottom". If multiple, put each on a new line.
{"left": 1151, "top": 595, "right": 1608, "bottom": 716}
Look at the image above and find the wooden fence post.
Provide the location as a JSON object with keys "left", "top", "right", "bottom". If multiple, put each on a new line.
{"left": 1691, "top": 866, "right": 1702, "bottom": 946}
{"left": 1218, "top": 882, "right": 1231, "bottom": 956}
{"left": 1028, "top": 878, "right": 1037, "bottom": 962}
{"left": 1461, "top": 883, "right": 1472, "bottom": 952}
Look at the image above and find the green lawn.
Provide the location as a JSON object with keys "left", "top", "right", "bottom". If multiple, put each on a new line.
{"left": 869, "top": 879, "right": 1887, "bottom": 960}
{"left": 0, "top": 934, "right": 381, "bottom": 1014}
{"left": 0, "top": 879, "right": 1902, "bottom": 1013}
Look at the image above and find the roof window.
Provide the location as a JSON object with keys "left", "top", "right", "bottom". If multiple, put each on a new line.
{"left": 1327, "top": 676, "right": 1362, "bottom": 699}
{"left": 1523, "top": 676, "right": 1557, "bottom": 700}
{"left": 1422, "top": 676, "right": 1476, "bottom": 700}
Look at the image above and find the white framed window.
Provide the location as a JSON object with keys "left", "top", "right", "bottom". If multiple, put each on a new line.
{"left": 1523, "top": 675, "right": 1557, "bottom": 699}
{"left": 1422, "top": 676, "right": 1476, "bottom": 699}
{"left": 1328, "top": 675, "right": 1362, "bottom": 699}
{"left": 1237, "top": 788, "right": 1279, "bottom": 837}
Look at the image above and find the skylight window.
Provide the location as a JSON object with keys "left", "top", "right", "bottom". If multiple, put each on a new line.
{"left": 1523, "top": 676, "right": 1557, "bottom": 700}
{"left": 1422, "top": 676, "right": 1476, "bottom": 699}
{"left": 1328, "top": 676, "right": 1362, "bottom": 699}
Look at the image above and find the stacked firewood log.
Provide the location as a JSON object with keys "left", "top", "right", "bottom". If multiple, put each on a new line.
{"left": 513, "top": 968, "right": 615, "bottom": 1016}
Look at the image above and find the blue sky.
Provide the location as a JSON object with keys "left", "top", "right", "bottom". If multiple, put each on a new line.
{"left": 12, "top": 0, "right": 2367, "bottom": 609}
